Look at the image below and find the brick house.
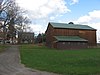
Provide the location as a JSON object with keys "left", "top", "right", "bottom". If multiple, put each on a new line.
{"left": 18, "top": 32, "right": 34, "bottom": 44}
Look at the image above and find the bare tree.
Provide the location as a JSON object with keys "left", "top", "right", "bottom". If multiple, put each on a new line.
{"left": 15, "top": 16, "right": 31, "bottom": 32}
{"left": 0, "top": 0, "right": 31, "bottom": 44}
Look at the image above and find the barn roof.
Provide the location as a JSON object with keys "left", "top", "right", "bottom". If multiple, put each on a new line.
{"left": 50, "top": 22, "right": 96, "bottom": 30}
{"left": 54, "top": 36, "right": 88, "bottom": 42}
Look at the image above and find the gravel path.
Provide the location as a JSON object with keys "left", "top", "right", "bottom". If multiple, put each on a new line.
{"left": 0, "top": 45, "right": 60, "bottom": 75}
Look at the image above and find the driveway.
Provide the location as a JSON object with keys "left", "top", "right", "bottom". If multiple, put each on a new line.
{"left": 0, "top": 45, "right": 60, "bottom": 75}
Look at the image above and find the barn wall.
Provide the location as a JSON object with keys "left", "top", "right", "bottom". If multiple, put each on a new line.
{"left": 53, "top": 28, "right": 97, "bottom": 46}
{"left": 55, "top": 41, "right": 88, "bottom": 50}
{"left": 45, "top": 24, "right": 54, "bottom": 48}
{"left": 79, "top": 30, "right": 97, "bottom": 46}
{"left": 54, "top": 28, "right": 79, "bottom": 36}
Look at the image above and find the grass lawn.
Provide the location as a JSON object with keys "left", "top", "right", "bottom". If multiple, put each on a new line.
{"left": 20, "top": 45, "right": 100, "bottom": 75}
{"left": 0, "top": 45, "right": 8, "bottom": 53}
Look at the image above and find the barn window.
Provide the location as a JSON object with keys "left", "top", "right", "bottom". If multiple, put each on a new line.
{"left": 62, "top": 42, "right": 65, "bottom": 44}
{"left": 78, "top": 42, "right": 81, "bottom": 45}
{"left": 83, "top": 42, "right": 86, "bottom": 45}
{"left": 68, "top": 42, "right": 71, "bottom": 44}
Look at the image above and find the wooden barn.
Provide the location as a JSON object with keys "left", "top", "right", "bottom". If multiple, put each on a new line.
{"left": 45, "top": 22, "right": 97, "bottom": 49}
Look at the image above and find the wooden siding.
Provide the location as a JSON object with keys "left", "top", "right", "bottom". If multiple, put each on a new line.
{"left": 45, "top": 24, "right": 97, "bottom": 49}
{"left": 54, "top": 28, "right": 79, "bottom": 36}
{"left": 55, "top": 41, "right": 88, "bottom": 50}
{"left": 45, "top": 23, "right": 54, "bottom": 48}
{"left": 79, "top": 30, "right": 96, "bottom": 46}
{"left": 53, "top": 28, "right": 96, "bottom": 46}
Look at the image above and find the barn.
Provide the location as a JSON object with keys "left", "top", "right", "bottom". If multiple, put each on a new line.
{"left": 45, "top": 22, "right": 97, "bottom": 49}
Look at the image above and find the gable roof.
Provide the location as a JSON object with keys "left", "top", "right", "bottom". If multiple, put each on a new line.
{"left": 54, "top": 36, "right": 88, "bottom": 42}
{"left": 50, "top": 22, "right": 96, "bottom": 30}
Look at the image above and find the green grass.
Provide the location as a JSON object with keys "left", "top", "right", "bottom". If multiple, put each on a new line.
{"left": 20, "top": 45, "right": 100, "bottom": 75}
{"left": 0, "top": 45, "right": 8, "bottom": 52}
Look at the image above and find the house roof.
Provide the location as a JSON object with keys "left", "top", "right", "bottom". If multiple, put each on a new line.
{"left": 50, "top": 22, "right": 96, "bottom": 30}
{"left": 54, "top": 36, "right": 88, "bottom": 42}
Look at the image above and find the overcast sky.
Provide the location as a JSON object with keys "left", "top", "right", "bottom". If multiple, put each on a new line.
{"left": 16, "top": 0, "right": 100, "bottom": 42}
